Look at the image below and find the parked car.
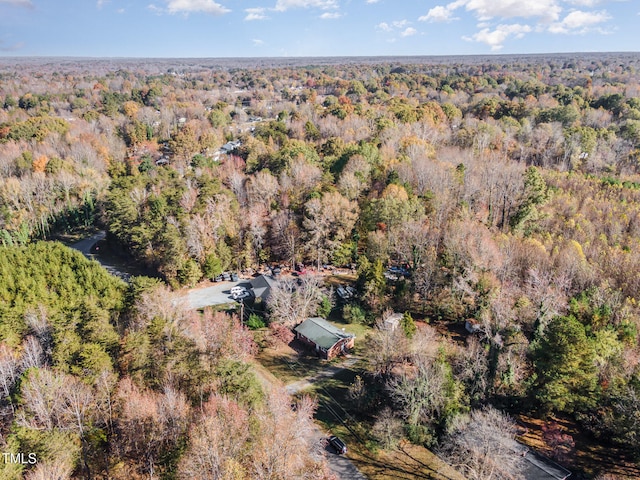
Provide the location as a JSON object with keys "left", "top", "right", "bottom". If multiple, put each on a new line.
{"left": 213, "top": 274, "right": 223, "bottom": 282}
{"left": 222, "top": 272, "right": 231, "bottom": 281}
{"left": 328, "top": 435, "right": 347, "bottom": 455}
{"left": 271, "top": 266, "right": 281, "bottom": 276}
{"left": 232, "top": 291, "right": 251, "bottom": 301}
{"left": 230, "top": 272, "right": 239, "bottom": 282}
{"left": 336, "top": 285, "right": 356, "bottom": 300}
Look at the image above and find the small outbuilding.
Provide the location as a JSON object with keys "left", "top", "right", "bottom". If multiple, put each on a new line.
{"left": 294, "top": 317, "right": 355, "bottom": 360}
{"left": 383, "top": 313, "right": 403, "bottom": 331}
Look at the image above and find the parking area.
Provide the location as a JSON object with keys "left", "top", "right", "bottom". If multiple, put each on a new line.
{"left": 186, "top": 280, "right": 253, "bottom": 309}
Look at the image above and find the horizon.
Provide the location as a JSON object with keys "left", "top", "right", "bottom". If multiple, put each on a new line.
{"left": 2, "top": 50, "right": 640, "bottom": 59}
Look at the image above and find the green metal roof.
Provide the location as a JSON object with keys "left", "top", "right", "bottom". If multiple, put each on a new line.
{"left": 294, "top": 317, "right": 354, "bottom": 350}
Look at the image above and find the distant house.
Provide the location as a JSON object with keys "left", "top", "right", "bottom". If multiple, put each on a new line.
{"left": 294, "top": 317, "right": 355, "bottom": 360}
{"left": 383, "top": 313, "right": 403, "bottom": 332}
{"left": 220, "top": 140, "right": 242, "bottom": 155}
{"left": 250, "top": 274, "right": 277, "bottom": 302}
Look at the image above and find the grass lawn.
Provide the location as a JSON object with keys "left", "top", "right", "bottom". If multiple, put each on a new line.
{"left": 324, "top": 315, "right": 373, "bottom": 358}
{"left": 255, "top": 341, "right": 334, "bottom": 384}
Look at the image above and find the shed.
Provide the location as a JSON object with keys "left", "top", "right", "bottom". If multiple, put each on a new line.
{"left": 383, "top": 313, "right": 403, "bottom": 331}
{"left": 294, "top": 317, "right": 355, "bottom": 360}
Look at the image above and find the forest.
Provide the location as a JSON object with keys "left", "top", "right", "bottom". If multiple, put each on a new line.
{"left": 1, "top": 52, "right": 640, "bottom": 479}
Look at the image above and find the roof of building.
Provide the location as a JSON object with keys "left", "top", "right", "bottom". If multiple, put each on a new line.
{"left": 294, "top": 317, "right": 355, "bottom": 350}
{"left": 522, "top": 449, "right": 571, "bottom": 480}
{"left": 384, "top": 313, "right": 403, "bottom": 330}
{"left": 250, "top": 274, "right": 277, "bottom": 300}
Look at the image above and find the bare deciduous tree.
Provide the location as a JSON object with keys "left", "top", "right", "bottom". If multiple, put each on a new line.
{"left": 438, "top": 407, "right": 526, "bottom": 480}
{"left": 185, "top": 309, "right": 256, "bottom": 361}
{"left": 387, "top": 356, "right": 451, "bottom": 430}
{"left": 178, "top": 395, "right": 250, "bottom": 480}
{"left": 267, "top": 276, "right": 325, "bottom": 327}
{"left": 372, "top": 407, "right": 404, "bottom": 450}
{"left": 366, "top": 316, "right": 410, "bottom": 378}
{"left": 270, "top": 209, "right": 300, "bottom": 269}
{"left": 0, "top": 344, "right": 19, "bottom": 418}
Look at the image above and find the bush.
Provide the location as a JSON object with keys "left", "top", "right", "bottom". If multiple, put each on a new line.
{"left": 343, "top": 303, "right": 367, "bottom": 324}
{"left": 247, "top": 314, "right": 266, "bottom": 330}
{"left": 269, "top": 323, "right": 294, "bottom": 346}
{"left": 317, "top": 295, "right": 332, "bottom": 318}
{"left": 401, "top": 312, "right": 416, "bottom": 339}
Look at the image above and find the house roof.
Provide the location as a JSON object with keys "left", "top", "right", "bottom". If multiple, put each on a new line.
{"left": 384, "top": 313, "right": 403, "bottom": 330}
{"left": 294, "top": 317, "right": 354, "bottom": 350}
{"left": 250, "top": 274, "right": 277, "bottom": 300}
{"left": 522, "top": 449, "right": 571, "bottom": 480}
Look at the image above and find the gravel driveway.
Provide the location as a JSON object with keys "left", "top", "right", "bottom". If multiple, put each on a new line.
{"left": 186, "top": 281, "right": 253, "bottom": 309}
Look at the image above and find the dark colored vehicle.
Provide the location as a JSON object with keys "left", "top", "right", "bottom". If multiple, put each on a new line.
{"left": 213, "top": 275, "right": 223, "bottom": 282}
{"left": 328, "top": 435, "right": 347, "bottom": 454}
{"left": 272, "top": 267, "right": 282, "bottom": 276}
{"left": 231, "top": 272, "right": 239, "bottom": 282}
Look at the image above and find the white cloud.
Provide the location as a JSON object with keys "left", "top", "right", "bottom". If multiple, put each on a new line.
{"left": 377, "top": 19, "right": 419, "bottom": 39}
{"left": 464, "top": 0, "right": 561, "bottom": 22}
{"left": 164, "top": 0, "right": 230, "bottom": 15}
{"left": 253, "top": 39, "right": 264, "bottom": 46}
{"left": 97, "top": 0, "right": 109, "bottom": 8}
{"left": 366, "top": 0, "right": 380, "bottom": 3}
{"left": 425, "top": 0, "right": 616, "bottom": 50}
{"left": 274, "top": 0, "right": 337, "bottom": 12}
{"left": 426, "top": 0, "right": 562, "bottom": 23}
{"left": 548, "top": 9, "right": 611, "bottom": 33}
{"left": 419, "top": 5, "right": 458, "bottom": 22}
{"left": 400, "top": 27, "right": 417, "bottom": 37}
{"left": 392, "top": 19, "right": 409, "bottom": 28}
{"left": 0, "top": 0, "right": 33, "bottom": 7}
{"left": 464, "top": 23, "right": 531, "bottom": 50}
{"left": 245, "top": 7, "right": 268, "bottom": 20}
{"left": 320, "top": 12, "right": 342, "bottom": 19}
{"left": 565, "top": 0, "right": 601, "bottom": 6}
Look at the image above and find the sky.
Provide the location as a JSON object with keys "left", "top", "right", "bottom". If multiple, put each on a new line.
{"left": 0, "top": 0, "right": 638, "bottom": 58}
